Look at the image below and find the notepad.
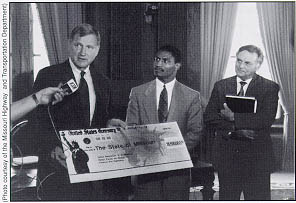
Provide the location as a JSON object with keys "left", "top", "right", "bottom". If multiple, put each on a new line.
{"left": 225, "top": 95, "right": 257, "bottom": 113}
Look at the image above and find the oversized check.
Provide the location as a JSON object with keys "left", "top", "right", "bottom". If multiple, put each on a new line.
{"left": 59, "top": 122, "right": 193, "bottom": 183}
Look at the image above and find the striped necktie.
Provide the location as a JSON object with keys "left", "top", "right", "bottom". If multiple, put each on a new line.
{"left": 158, "top": 85, "right": 168, "bottom": 123}
{"left": 237, "top": 81, "right": 247, "bottom": 96}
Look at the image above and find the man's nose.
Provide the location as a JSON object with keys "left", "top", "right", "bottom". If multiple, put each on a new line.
{"left": 239, "top": 62, "right": 247, "bottom": 68}
{"left": 79, "top": 46, "right": 86, "bottom": 55}
{"left": 155, "top": 60, "right": 163, "bottom": 66}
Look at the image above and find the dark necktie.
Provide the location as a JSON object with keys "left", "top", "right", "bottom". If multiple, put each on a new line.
{"left": 79, "top": 71, "right": 90, "bottom": 127}
{"left": 237, "top": 81, "right": 247, "bottom": 96}
{"left": 158, "top": 85, "right": 168, "bottom": 123}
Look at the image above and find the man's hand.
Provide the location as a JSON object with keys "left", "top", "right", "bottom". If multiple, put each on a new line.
{"left": 50, "top": 146, "right": 67, "bottom": 169}
{"left": 220, "top": 103, "right": 234, "bottom": 121}
{"left": 52, "top": 83, "right": 67, "bottom": 105}
{"left": 233, "top": 129, "right": 256, "bottom": 140}
{"left": 107, "top": 118, "right": 127, "bottom": 128}
{"left": 36, "top": 84, "right": 66, "bottom": 105}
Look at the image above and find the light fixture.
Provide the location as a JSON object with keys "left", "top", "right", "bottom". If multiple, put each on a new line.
{"left": 144, "top": 3, "right": 159, "bottom": 24}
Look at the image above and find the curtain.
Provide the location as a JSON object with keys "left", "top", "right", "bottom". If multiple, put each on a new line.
{"left": 37, "top": 3, "right": 83, "bottom": 65}
{"left": 200, "top": 3, "right": 238, "bottom": 102}
{"left": 257, "top": 2, "right": 295, "bottom": 172}
{"left": 199, "top": 3, "right": 238, "bottom": 162}
{"left": 10, "top": 3, "right": 34, "bottom": 102}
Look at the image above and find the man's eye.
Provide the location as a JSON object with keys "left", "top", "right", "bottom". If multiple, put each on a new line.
{"left": 74, "top": 44, "right": 81, "bottom": 48}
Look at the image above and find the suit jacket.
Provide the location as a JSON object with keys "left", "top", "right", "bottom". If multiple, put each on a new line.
{"left": 126, "top": 79, "right": 203, "bottom": 154}
{"left": 126, "top": 79, "right": 203, "bottom": 198}
{"left": 29, "top": 60, "right": 112, "bottom": 181}
{"left": 204, "top": 74, "right": 280, "bottom": 174}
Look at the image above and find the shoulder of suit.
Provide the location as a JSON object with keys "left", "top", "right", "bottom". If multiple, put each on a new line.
{"left": 256, "top": 74, "right": 278, "bottom": 85}
{"left": 131, "top": 80, "right": 154, "bottom": 92}
{"left": 37, "top": 60, "right": 69, "bottom": 76}
{"left": 256, "top": 75, "right": 280, "bottom": 90}
{"left": 215, "top": 76, "right": 236, "bottom": 85}
{"left": 91, "top": 69, "right": 111, "bottom": 83}
{"left": 176, "top": 81, "right": 200, "bottom": 95}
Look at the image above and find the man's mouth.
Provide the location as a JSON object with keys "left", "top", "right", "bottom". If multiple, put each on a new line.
{"left": 154, "top": 68, "right": 164, "bottom": 73}
{"left": 237, "top": 69, "right": 246, "bottom": 74}
{"left": 78, "top": 57, "right": 87, "bottom": 61}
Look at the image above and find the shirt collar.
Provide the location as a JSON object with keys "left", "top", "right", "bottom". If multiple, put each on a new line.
{"left": 69, "top": 58, "right": 90, "bottom": 75}
{"left": 156, "top": 78, "right": 176, "bottom": 91}
{"left": 236, "top": 76, "right": 252, "bottom": 85}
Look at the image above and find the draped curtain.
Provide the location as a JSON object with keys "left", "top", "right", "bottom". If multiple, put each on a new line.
{"left": 37, "top": 3, "right": 83, "bottom": 65}
{"left": 257, "top": 2, "right": 295, "bottom": 172}
{"left": 10, "top": 3, "right": 34, "bottom": 102}
{"left": 199, "top": 3, "right": 238, "bottom": 162}
{"left": 200, "top": 3, "right": 238, "bottom": 102}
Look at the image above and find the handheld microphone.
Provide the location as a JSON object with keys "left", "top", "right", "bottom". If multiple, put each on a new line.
{"left": 61, "top": 79, "right": 78, "bottom": 95}
{"left": 51, "top": 79, "right": 78, "bottom": 106}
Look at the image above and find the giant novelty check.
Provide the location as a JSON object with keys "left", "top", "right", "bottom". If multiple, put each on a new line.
{"left": 59, "top": 122, "right": 193, "bottom": 183}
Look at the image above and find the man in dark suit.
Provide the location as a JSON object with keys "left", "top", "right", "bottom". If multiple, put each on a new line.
{"left": 29, "top": 24, "right": 125, "bottom": 200}
{"left": 126, "top": 45, "right": 203, "bottom": 200}
{"left": 204, "top": 45, "right": 280, "bottom": 200}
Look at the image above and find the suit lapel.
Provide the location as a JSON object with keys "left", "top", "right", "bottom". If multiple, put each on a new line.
{"left": 51, "top": 61, "right": 82, "bottom": 129}
{"left": 167, "top": 81, "right": 180, "bottom": 122}
{"left": 245, "top": 74, "right": 258, "bottom": 97}
{"left": 227, "top": 76, "right": 238, "bottom": 96}
{"left": 60, "top": 60, "right": 76, "bottom": 84}
{"left": 91, "top": 68, "right": 106, "bottom": 100}
{"left": 143, "top": 80, "right": 158, "bottom": 123}
{"left": 89, "top": 66, "right": 110, "bottom": 127}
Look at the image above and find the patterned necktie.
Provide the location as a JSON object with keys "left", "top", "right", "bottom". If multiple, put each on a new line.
{"left": 158, "top": 85, "right": 168, "bottom": 123}
{"left": 237, "top": 81, "right": 247, "bottom": 96}
{"left": 79, "top": 71, "right": 90, "bottom": 127}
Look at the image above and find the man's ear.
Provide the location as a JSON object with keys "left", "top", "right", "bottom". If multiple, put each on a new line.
{"left": 95, "top": 45, "right": 100, "bottom": 55}
{"left": 175, "top": 63, "right": 181, "bottom": 71}
{"left": 255, "top": 62, "right": 261, "bottom": 71}
{"left": 68, "top": 38, "right": 74, "bottom": 46}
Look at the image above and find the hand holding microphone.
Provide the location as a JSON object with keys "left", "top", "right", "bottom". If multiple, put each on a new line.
{"left": 36, "top": 79, "right": 78, "bottom": 105}
{"left": 34, "top": 85, "right": 65, "bottom": 105}
{"left": 11, "top": 83, "right": 71, "bottom": 122}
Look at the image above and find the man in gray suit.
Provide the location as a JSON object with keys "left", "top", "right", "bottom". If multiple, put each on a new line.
{"left": 126, "top": 45, "right": 203, "bottom": 200}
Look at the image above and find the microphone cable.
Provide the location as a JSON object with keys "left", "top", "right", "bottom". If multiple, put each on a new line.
{"left": 11, "top": 120, "right": 37, "bottom": 194}
{"left": 35, "top": 104, "right": 71, "bottom": 200}
{"left": 47, "top": 104, "right": 71, "bottom": 152}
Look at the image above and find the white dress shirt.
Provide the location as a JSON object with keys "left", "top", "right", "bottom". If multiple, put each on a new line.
{"left": 236, "top": 77, "right": 252, "bottom": 96}
{"left": 69, "top": 58, "right": 96, "bottom": 124}
{"left": 156, "top": 78, "right": 176, "bottom": 110}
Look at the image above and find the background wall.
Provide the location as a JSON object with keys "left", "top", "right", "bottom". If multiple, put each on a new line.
{"left": 83, "top": 2, "right": 202, "bottom": 116}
